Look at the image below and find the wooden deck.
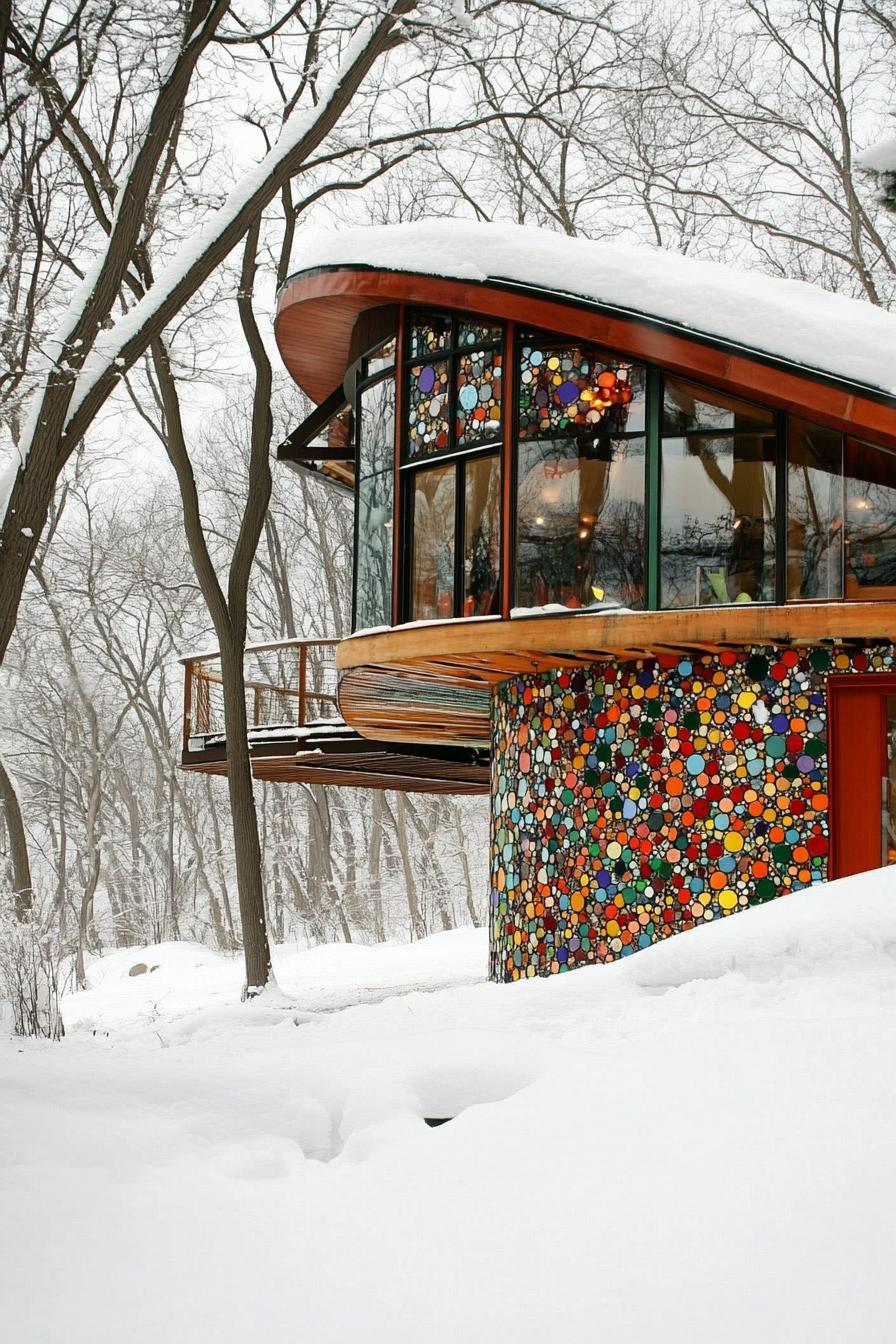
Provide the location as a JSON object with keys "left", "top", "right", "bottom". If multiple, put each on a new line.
{"left": 178, "top": 640, "right": 488, "bottom": 793}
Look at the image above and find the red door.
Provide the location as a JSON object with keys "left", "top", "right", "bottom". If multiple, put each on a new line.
{"left": 829, "top": 675, "right": 896, "bottom": 878}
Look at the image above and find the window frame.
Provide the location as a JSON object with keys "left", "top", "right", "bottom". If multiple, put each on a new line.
{"left": 352, "top": 333, "right": 398, "bottom": 633}
{"left": 512, "top": 327, "right": 650, "bottom": 614}
{"left": 358, "top": 301, "right": 896, "bottom": 627}
{"left": 399, "top": 309, "right": 506, "bottom": 622}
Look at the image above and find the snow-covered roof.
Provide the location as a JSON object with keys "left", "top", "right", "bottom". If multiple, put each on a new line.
{"left": 288, "top": 219, "right": 896, "bottom": 399}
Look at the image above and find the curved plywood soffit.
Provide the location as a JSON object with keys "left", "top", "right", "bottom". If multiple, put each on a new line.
{"left": 275, "top": 266, "right": 896, "bottom": 447}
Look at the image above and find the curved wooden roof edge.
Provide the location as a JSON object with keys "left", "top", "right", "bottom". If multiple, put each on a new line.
{"left": 274, "top": 265, "right": 896, "bottom": 447}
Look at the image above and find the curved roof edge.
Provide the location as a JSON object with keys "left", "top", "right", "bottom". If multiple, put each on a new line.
{"left": 276, "top": 220, "right": 896, "bottom": 404}
{"left": 275, "top": 265, "right": 896, "bottom": 446}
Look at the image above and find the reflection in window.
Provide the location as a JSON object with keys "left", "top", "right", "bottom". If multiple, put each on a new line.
{"left": 463, "top": 455, "right": 501, "bottom": 615}
{"left": 355, "top": 379, "right": 394, "bottom": 631}
{"left": 516, "top": 436, "right": 646, "bottom": 610}
{"left": 787, "top": 419, "right": 843, "bottom": 600}
{"left": 410, "top": 463, "right": 456, "bottom": 620}
{"left": 364, "top": 335, "right": 397, "bottom": 378}
{"left": 845, "top": 438, "right": 896, "bottom": 597}
{"left": 661, "top": 378, "right": 775, "bottom": 607}
{"left": 662, "top": 381, "right": 771, "bottom": 436}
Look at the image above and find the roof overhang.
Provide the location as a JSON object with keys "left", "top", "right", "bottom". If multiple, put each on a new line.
{"left": 274, "top": 265, "right": 896, "bottom": 447}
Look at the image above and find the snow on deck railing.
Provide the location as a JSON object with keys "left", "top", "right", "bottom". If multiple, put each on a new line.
{"left": 181, "top": 639, "right": 341, "bottom": 754}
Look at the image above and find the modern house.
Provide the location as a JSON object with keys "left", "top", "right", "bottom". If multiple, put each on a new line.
{"left": 181, "top": 220, "right": 896, "bottom": 980}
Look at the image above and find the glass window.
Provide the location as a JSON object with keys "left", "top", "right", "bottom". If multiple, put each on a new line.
{"left": 405, "top": 313, "right": 503, "bottom": 460}
{"left": 663, "top": 380, "right": 772, "bottom": 435}
{"left": 515, "top": 335, "right": 646, "bottom": 612}
{"left": 516, "top": 435, "right": 646, "bottom": 611}
{"left": 845, "top": 438, "right": 896, "bottom": 597}
{"left": 363, "top": 335, "right": 397, "bottom": 378}
{"left": 787, "top": 419, "right": 843, "bottom": 600}
{"left": 463, "top": 455, "right": 501, "bottom": 616}
{"left": 661, "top": 378, "right": 775, "bottom": 607}
{"left": 410, "top": 463, "right": 456, "bottom": 620}
{"left": 519, "top": 340, "right": 646, "bottom": 440}
{"left": 355, "top": 379, "right": 395, "bottom": 631}
{"left": 401, "top": 310, "right": 504, "bottom": 621}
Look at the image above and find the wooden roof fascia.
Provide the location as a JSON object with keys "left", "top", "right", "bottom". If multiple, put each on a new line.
{"left": 274, "top": 267, "right": 896, "bottom": 448}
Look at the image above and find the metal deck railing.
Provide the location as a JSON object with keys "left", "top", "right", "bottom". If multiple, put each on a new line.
{"left": 181, "top": 639, "right": 341, "bottom": 754}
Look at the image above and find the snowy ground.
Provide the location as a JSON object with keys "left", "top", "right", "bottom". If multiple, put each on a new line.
{"left": 3, "top": 872, "right": 896, "bottom": 1343}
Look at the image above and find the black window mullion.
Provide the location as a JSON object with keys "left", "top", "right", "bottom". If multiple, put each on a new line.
{"left": 646, "top": 365, "right": 663, "bottom": 611}
{"left": 775, "top": 410, "right": 788, "bottom": 605}
{"left": 454, "top": 458, "right": 465, "bottom": 617}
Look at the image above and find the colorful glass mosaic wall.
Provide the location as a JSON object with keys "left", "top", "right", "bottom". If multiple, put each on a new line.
{"left": 490, "top": 645, "right": 895, "bottom": 981}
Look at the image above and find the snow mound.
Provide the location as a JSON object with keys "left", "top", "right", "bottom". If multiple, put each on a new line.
{"left": 3, "top": 868, "right": 896, "bottom": 1343}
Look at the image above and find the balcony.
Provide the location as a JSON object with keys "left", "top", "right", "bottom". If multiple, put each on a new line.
{"left": 179, "top": 638, "right": 488, "bottom": 793}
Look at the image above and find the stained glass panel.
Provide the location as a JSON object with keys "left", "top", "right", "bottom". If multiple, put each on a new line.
{"left": 519, "top": 342, "right": 645, "bottom": 440}
{"left": 456, "top": 348, "right": 502, "bottom": 448}
{"left": 458, "top": 320, "right": 502, "bottom": 348}
{"left": 407, "top": 360, "right": 450, "bottom": 456}
{"left": 410, "top": 315, "right": 451, "bottom": 358}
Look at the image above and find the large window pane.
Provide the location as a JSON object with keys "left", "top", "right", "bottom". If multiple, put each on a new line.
{"left": 845, "top": 438, "right": 896, "bottom": 597}
{"left": 661, "top": 431, "right": 776, "bottom": 607}
{"left": 355, "top": 379, "right": 394, "bottom": 631}
{"left": 787, "top": 419, "right": 843, "bottom": 600}
{"left": 410, "top": 463, "right": 456, "bottom": 620}
{"left": 516, "top": 436, "right": 646, "bottom": 610}
{"left": 463, "top": 455, "right": 501, "bottom": 616}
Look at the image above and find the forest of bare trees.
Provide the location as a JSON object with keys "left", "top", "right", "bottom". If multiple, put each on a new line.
{"left": 1, "top": 0, "right": 894, "bottom": 1032}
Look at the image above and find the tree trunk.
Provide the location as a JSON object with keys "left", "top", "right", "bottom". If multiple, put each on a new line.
{"left": 454, "top": 804, "right": 481, "bottom": 927}
{"left": 391, "top": 793, "right": 425, "bottom": 940}
{"left": 220, "top": 638, "right": 273, "bottom": 995}
{"left": 0, "top": 752, "right": 32, "bottom": 919}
